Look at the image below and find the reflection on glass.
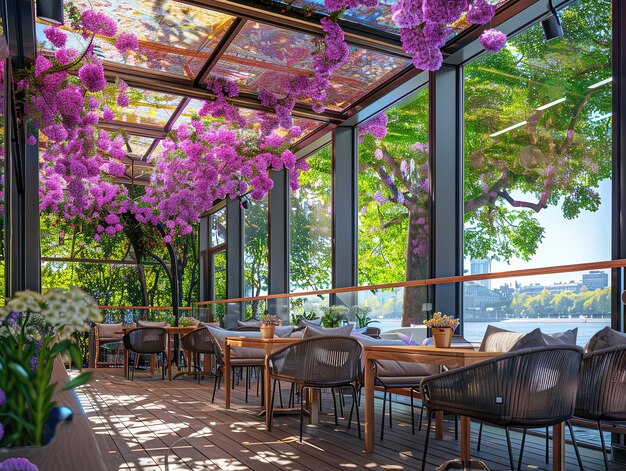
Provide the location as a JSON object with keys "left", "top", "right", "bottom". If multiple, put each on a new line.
{"left": 210, "top": 208, "right": 227, "bottom": 248}
{"left": 102, "top": 85, "right": 181, "bottom": 126}
{"left": 125, "top": 135, "right": 155, "bottom": 158}
{"left": 244, "top": 197, "right": 268, "bottom": 318}
{"left": 290, "top": 146, "right": 332, "bottom": 292}
{"left": 212, "top": 250, "right": 227, "bottom": 323}
{"left": 463, "top": 0, "right": 611, "bottom": 339}
{"left": 358, "top": 86, "right": 430, "bottom": 326}
{"left": 177, "top": 99, "right": 322, "bottom": 142}
{"left": 36, "top": 0, "right": 235, "bottom": 79}
{"left": 211, "top": 21, "right": 408, "bottom": 111}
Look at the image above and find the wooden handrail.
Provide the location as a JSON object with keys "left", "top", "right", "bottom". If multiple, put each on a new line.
{"left": 98, "top": 305, "right": 192, "bottom": 310}
{"left": 192, "top": 258, "right": 626, "bottom": 306}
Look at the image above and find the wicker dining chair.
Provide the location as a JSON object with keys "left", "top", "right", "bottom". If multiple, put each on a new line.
{"left": 123, "top": 327, "right": 167, "bottom": 381}
{"left": 575, "top": 344, "right": 626, "bottom": 471}
{"left": 420, "top": 345, "right": 583, "bottom": 471}
{"left": 180, "top": 328, "right": 216, "bottom": 384}
{"left": 267, "top": 336, "right": 363, "bottom": 441}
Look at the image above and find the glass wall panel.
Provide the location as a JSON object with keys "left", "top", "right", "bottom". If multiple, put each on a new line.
{"left": 290, "top": 146, "right": 332, "bottom": 293}
{"left": 463, "top": 0, "right": 612, "bottom": 343}
{"left": 244, "top": 197, "right": 268, "bottom": 319}
{"left": 357, "top": 86, "right": 430, "bottom": 327}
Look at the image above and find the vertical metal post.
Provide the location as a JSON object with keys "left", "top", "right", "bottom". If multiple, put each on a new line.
{"left": 430, "top": 66, "right": 464, "bottom": 324}
{"left": 268, "top": 169, "right": 290, "bottom": 323}
{"left": 225, "top": 198, "right": 243, "bottom": 328}
{"left": 611, "top": 0, "right": 626, "bottom": 460}
{"left": 332, "top": 127, "right": 358, "bottom": 309}
{"left": 199, "top": 216, "right": 209, "bottom": 302}
{"left": 3, "top": 0, "right": 40, "bottom": 294}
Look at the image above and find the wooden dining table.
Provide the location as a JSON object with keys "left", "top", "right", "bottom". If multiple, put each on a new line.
{"left": 364, "top": 346, "right": 495, "bottom": 461}
{"left": 224, "top": 336, "right": 320, "bottom": 429}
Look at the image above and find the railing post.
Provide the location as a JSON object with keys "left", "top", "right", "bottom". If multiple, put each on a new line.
{"left": 225, "top": 198, "right": 243, "bottom": 328}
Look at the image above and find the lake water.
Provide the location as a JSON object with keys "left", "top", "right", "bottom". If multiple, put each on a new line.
{"left": 376, "top": 318, "right": 610, "bottom": 347}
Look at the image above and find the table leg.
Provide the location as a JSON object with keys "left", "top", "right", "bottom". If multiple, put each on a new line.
{"left": 309, "top": 389, "right": 319, "bottom": 424}
{"left": 460, "top": 416, "right": 471, "bottom": 462}
{"left": 435, "top": 411, "right": 444, "bottom": 440}
{"left": 553, "top": 422, "right": 565, "bottom": 471}
{"left": 264, "top": 356, "right": 272, "bottom": 429}
{"left": 123, "top": 348, "right": 129, "bottom": 379}
{"left": 364, "top": 357, "right": 375, "bottom": 453}
{"left": 167, "top": 333, "right": 173, "bottom": 380}
{"left": 224, "top": 345, "right": 231, "bottom": 409}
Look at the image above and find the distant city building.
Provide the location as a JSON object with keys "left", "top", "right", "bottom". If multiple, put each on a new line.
{"left": 470, "top": 259, "right": 491, "bottom": 289}
{"left": 464, "top": 282, "right": 511, "bottom": 318}
{"left": 582, "top": 270, "right": 609, "bottom": 291}
{"left": 517, "top": 281, "right": 582, "bottom": 297}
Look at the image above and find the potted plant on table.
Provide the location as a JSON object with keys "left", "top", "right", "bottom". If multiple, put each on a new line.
{"left": 260, "top": 314, "right": 282, "bottom": 339}
{"left": 0, "top": 288, "right": 102, "bottom": 458}
{"left": 423, "top": 312, "right": 460, "bottom": 348}
{"left": 320, "top": 305, "right": 349, "bottom": 328}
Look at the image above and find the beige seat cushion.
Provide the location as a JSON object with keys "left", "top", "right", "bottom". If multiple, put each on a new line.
{"left": 206, "top": 325, "right": 265, "bottom": 360}
{"left": 138, "top": 320, "right": 168, "bottom": 328}
{"left": 375, "top": 360, "right": 439, "bottom": 380}
{"left": 479, "top": 325, "right": 526, "bottom": 352}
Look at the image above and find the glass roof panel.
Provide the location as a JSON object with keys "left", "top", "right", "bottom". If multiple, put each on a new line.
{"left": 36, "top": 0, "right": 236, "bottom": 79}
{"left": 101, "top": 85, "right": 181, "bottom": 126}
{"left": 274, "top": 0, "right": 398, "bottom": 33}
{"left": 124, "top": 135, "right": 155, "bottom": 159}
{"left": 177, "top": 99, "right": 323, "bottom": 142}
{"left": 210, "top": 21, "right": 409, "bottom": 111}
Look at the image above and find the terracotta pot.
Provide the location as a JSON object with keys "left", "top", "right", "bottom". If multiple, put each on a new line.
{"left": 260, "top": 324, "right": 276, "bottom": 339}
{"left": 432, "top": 327, "right": 454, "bottom": 348}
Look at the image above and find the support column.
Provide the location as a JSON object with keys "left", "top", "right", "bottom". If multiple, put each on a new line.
{"left": 198, "top": 217, "right": 209, "bottom": 302}
{"left": 268, "top": 169, "right": 290, "bottom": 322}
{"left": 332, "top": 127, "right": 358, "bottom": 308}
{"left": 430, "top": 66, "right": 464, "bottom": 321}
{"left": 611, "top": 0, "right": 626, "bottom": 461}
{"left": 225, "top": 198, "right": 243, "bottom": 328}
{"left": 4, "top": 0, "right": 40, "bottom": 295}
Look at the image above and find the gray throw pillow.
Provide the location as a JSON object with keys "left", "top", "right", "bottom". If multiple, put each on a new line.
{"left": 206, "top": 325, "right": 264, "bottom": 359}
{"left": 542, "top": 328, "right": 578, "bottom": 346}
{"left": 303, "top": 324, "right": 353, "bottom": 338}
{"left": 274, "top": 325, "right": 295, "bottom": 338}
{"left": 509, "top": 328, "right": 548, "bottom": 351}
{"left": 585, "top": 326, "right": 626, "bottom": 352}
{"left": 237, "top": 319, "right": 262, "bottom": 330}
{"left": 95, "top": 322, "right": 123, "bottom": 341}
{"left": 479, "top": 325, "right": 526, "bottom": 352}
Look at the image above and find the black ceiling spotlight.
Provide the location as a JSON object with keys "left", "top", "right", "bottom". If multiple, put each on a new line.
{"left": 239, "top": 195, "right": 250, "bottom": 209}
{"left": 37, "top": 0, "right": 65, "bottom": 25}
{"left": 541, "top": 0, "right": 563, "bottom": 41}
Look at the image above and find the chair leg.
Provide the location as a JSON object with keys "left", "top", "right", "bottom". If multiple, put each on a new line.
{"left": 454, "top": 415, "right": 458, "bottom": 441}
{"left": 211, "top": 370, "right": 219, "bottom": 403}
{"left": 477, "top": 421, "right": 483, "bottom": 451}
{"left": 130, "top": 352, "right": 135, "bottom": 381}
{"left": 546, "top": 426, "right": 550, "bottom": 463}
{"left": 517, "top": 428, "right": 527, "bottom": 471}
{"left": 421, "top": 411, "right": 433, "bottom": 471}
{"left": 338, "top": 387, "right": 344, "bottom": 417}
{"left": 299, "top": 386, "right": 306, "bottom": 442}
{"left": 505, "top": 427, "right": 515, "bottom": 471}
{"left": 289, "top": 383, "right": 295, "bottom": 408}
{"left": 380, "top": 389, "right": 387, "bottom": 441}
{"left": 245, "top": 367, "right": 249, "bottom": 404}
{"left": 566, "top": 420, "right": 585, "bottom": 471}
{"left": 352, "top": 384, "right": 361, "bottom": 438}
{"left": 278, "top": 381, "right": 284, "bottom": 409}
{"left": 598, "top": 420, "right": 610, "bottom": 471}
{"left": 388, "top": 392, "right": 393, "bottom": 427}
{"left": 161, "top": 352, "right": 165, "bottom": 380}
{"left": 332, "top": 388, "right": 338, "bottom": 425}
{"left": 411, "top": 389, "right": 415, "bottom": 435}
{"left": 419, "top": 402, "right": 425, "bottom": 431}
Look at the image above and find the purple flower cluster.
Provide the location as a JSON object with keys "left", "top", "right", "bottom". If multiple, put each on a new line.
{"left": 358, "top": 113, "right": 389, "bottom": 141}
{"left": 466, "top": 0, "right": 497, "bottom": 25}
{"left": 78, "top": 62, "right": 107, "bottom": 93}
{"left": 0, "top": 458, "right": 39, "bottom": 471}
{"left": 44, "top": 26, "right": 66, "bottom": 48}
{"left": 81, "top": 10, "right": 117, "bottom": 37}
{"left": 115, "top": 32, "right": 139, "bottom": 53}
{"left": 480, "top": 29, "right": 507, "bottom": 52}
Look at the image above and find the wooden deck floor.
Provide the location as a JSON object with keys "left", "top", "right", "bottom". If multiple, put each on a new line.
{"left": 76, "top": 367, "right": 622, "bottom": 471}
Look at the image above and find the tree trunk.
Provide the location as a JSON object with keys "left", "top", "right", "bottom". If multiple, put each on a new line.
{"left": 402, "top": 210, "right": 429, "bottom": 327}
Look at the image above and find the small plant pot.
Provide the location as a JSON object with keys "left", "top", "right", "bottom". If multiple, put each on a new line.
{"left": 432, "top": 327, "right": 454, "bottom": 348}
{"left": 260, "top": 325, "right": 276, "bottom": 339}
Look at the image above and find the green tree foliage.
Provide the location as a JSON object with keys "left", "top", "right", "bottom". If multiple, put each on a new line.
{"left": 511, "top": 287, "right": 610, "bottom": 317}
